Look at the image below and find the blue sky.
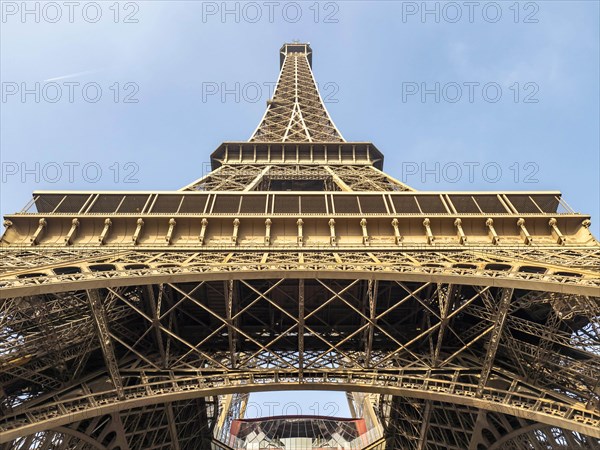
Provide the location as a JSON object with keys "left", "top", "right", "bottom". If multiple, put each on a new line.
{"left": 1, "top": 1, "right": 599, "bottom": 417}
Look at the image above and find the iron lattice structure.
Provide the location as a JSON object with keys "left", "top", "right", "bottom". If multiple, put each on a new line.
{"left": 1, "top": 43, "right": 599, "bottom": 449}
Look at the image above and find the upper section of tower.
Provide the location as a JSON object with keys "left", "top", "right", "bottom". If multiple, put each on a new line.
{"left": 2, "top": 44, "right": 595, "bottom": 250}
{"left": 188, "top": 43, "right": 413, "bottom": 192}
{"left": 249, "top": 43, "right": 345, "bottom": 143}
{"left": 279, "top": 43, "right": 312, "bottom": 68}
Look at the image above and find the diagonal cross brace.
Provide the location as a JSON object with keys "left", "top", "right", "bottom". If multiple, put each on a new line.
{"left": 87, "top": 289, "right": 125, "bottom": 400}
{"left": 476, "top": 288, "right": 514, "bottom": 397}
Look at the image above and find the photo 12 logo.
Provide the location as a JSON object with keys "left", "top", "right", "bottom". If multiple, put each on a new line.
{"left": 401, "top": 81, "right": 539, "bottom": 104}
{"left": 244, "top": 401, "right": 341, "bottom": 418}
{"left": 1, "top": 161, "right": 140, "bottom": 184}
{"left": 401, "top": 161, "right": 540, "bottom": 184}
{"left": 201, "top": 1, "right": 340, "bottom": 24}
{"left": 1, "top": 1, "right": 140, "bottom": 23}
{"left": 2, "top": 82, "right": 140, "bottom": 104}
{"left": 201, "top": 81, "right": 339, "bottom": 104}
{"left": 400, "top": 1, "right": 539, "bottom": 24}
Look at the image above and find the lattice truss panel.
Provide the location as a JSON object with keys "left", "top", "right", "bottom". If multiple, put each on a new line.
{"left": 182, "top": 164, "right": 412, "bottom": 192}
{"left": 1, "top": 399, "right": 217, "bottom": 450}
{"left": 0, "top": 249, "right": 599, "bottom": 447}
{"left": 329, "top": 165, "right": 411, "bottom": 192}
{"left": 379, "top": 396, "right": 600, "bottom": 449}
{"left": 250, "top": 46, "right": 344, "bottom": 143}
{"left": 1, "top": 248, "right": 599, "bottom": 296}
{"left": 182, "top": 165, "right": 265, "bottom": 192}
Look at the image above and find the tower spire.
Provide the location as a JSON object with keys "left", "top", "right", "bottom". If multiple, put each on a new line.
{"left": 250, "top": 43, "right": 345, "bottom": 142}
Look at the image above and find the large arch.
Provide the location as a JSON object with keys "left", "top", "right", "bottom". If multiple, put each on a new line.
{"left": 2, "top": 254, "right": 598, "bottom": 448}
{"left": 1, "top": 263, "right": 598, "bottom": 298}
{"left": 1, "top": 369, "right": 599, "bottom": 443}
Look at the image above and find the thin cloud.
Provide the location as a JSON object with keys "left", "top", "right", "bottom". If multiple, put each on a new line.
{"left": 44, "top": 69, "right": 100, "bottom": 82}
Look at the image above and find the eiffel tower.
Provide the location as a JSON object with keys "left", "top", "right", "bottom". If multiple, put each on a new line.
{"left": 1, "top": 43, "right": 599, "bottom": 449}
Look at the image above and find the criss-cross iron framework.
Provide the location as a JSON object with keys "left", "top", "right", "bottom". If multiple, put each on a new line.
{"left": 1, "top": 43, "right": 599, "bottom": 450}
